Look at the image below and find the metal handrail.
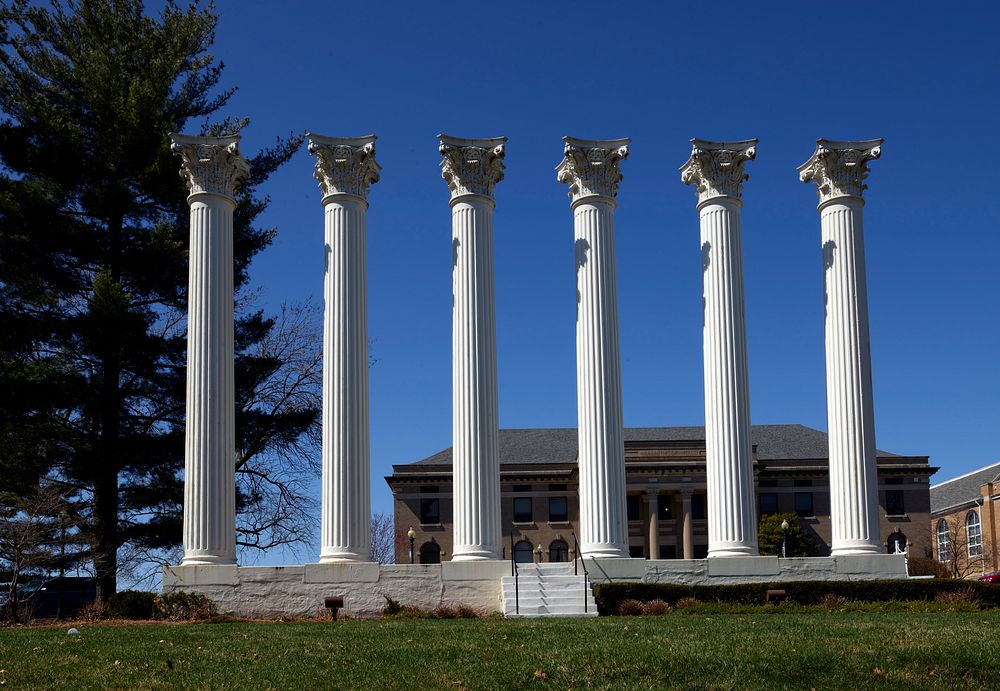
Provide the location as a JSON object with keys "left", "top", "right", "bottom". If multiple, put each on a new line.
{"left": 510, "top": 532, "right": 519, "bottom": 615}
{"left": 571, "top": 531, "right": 589, "bottom": 613}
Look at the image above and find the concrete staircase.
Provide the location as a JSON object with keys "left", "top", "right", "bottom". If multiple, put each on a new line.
{"left": 501, "top": 563, "right": 597, "bottom": 617}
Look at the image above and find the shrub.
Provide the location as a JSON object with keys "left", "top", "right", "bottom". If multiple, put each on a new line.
{"left": 455, "top": 604, "right": 479, "bottom": 619}
{"left": 675, "top": 597, "right": 700, "bottom": 609}
{"left": 382, "top": 595, "right": 402, "bottom": 616}
{"left": 618, "top": 599, "right": 643, "bottom": 616}
{"left": 934, "top": 587, "right": 979, "bottom": 609}
{"left": 108, "top": 590, "right": 157, "bottom": 620}
{"left": 154, "top": 592, "right": 217, "bottom": 621}
{"left": 907, "top": 557, "right": 950, "bottom": 578}
{"left": 641, "top": 599, "right": 670, "bottom": 616}
{"left": 433, "top": 606, "right": 457, "bottom": 619}
{"left": 820, "top": 593, "right": 848, "bottom": 608}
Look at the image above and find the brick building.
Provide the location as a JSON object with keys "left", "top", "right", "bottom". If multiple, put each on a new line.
{"left": 930, "top": 462, "right": 1000, "bottom": 577}
{"left": 386, "top": 424, "right": 935, "bottom": 564}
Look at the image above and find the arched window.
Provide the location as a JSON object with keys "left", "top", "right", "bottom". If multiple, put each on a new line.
{"left": 549, "top": 540, "right": 569, "bottom": 563}
{"left": 936, "top": 520, "right": 950, "bottom": 562}
{"left": 967, "top": 511, "right": 983, "bottom": 558}
{"left": 419, "top": 541, "right": 441, "bottom": 564}
{"left": 513, "top": 540, "right": 534, "bottom": 564}
{"left": 887, "top": 530, "right": 907, "bottom": 555}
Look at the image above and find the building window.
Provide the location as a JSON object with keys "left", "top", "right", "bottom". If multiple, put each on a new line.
{"left": 549, "top": 540, "right": 569, "bottom": 562}
{"left": 658, "top": 496, "right": 673, "bottom": 521}
{"left": 794, "top": 492, "right": 814, "bottom": 517}
{"left": 513, "top": 497, "right": 532, "bottom": 523}
{"left": 759, "top": 493, "right": 778, "bottom": 516}
{"left": 626, "top": 495, "right": 640, "bottom": 521}
{"left": 885, "top": 490, "right": 905, "bottom": 516}
{"left": 691, "top": 493, "right": 706, "bottom": 520}
{"left": 659, "top": 545, "right": 676, "bottom": 559}
{"left": 693, "top": 544, "right": 708, "bottom": 559}
{"left": 967, "top": 511, "right": 983, "bottom": 558}
{"left": 936, "top": 519, "right": 950, "bottom": 562}
{"left": 419, "top": 497, "right": 440, "bottom": 524}
{"left": 513, "top": 540, "right": 533, "bottom": 564}
{"left": 419, "top": 541, "right": 441, "bottom": 564}
{"left": 549, "top": 496, "right": 568, "bottom": 522}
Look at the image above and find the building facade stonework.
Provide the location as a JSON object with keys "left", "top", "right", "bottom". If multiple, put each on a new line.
{"left": 930, "top": 462, "right": 1000, "bottom": 577}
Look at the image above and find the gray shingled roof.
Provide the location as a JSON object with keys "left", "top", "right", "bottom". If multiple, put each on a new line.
{"left": 408, "top": 424, "right": 902, "bottom": 467}
{"left": 930, "top": 462, "right": 1000, "bottom": 514}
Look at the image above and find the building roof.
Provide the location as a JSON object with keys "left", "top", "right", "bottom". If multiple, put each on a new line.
{"left": 402, "top": 424, "right": 904, "bottom": 469}
{"left": 930, "top": 461, "right": 1000, "bottom": 514}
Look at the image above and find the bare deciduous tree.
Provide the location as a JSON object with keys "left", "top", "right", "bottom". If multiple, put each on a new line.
{"left": 935, "top": 511, "right": 992, "bottom": 579}
{"left": 370, "top": 512, "right": 396, "bottom": 564}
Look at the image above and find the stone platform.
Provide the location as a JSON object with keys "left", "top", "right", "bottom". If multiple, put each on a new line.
{"left": 162, "top": 554, "right": 909, "bottom": 618}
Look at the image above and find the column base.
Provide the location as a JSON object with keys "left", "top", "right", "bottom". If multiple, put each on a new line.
{"left": 451, "top": 546, "right": 502, "bottom": 561}
{"left": 830, "top": 540, "right": 882, "bottom": 557}
{"left": 707, "top": 542, "right": 759, "bottom": 558}
{"left": 319, "top": 549, "right": 371, "bottom": 564}
{"left": 580, "top": 544, "right": 630, "bottom": 559}
{"left": 181, "top": 553, "right": 237, "bottom": 566}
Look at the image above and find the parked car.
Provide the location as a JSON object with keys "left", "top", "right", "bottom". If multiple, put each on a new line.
{"left": 17, "top": 577, "right": 97, "bottom": 618}
{"left": 980, "top": 572, "right": 1000, "bottom": 584}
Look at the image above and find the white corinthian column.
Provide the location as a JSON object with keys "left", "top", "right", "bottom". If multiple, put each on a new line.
{"left": 557, "top": 137, "right": 631, "bottom": 559}
{"left": 171, "top": 134, "right": 249, "bottom": 565}
{"left": 798, "top": 139, "right": 884, "bottom": 556}
{"left": 309, "top": 134, "right": 380, "bottom": 562}
{"left": 680, "top": 139, "right": 759, "bottom": 558}
{"left": 439, "top": 134, "right": 506, "bottom": 561}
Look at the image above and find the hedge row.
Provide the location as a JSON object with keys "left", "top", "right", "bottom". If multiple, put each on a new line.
{"left": 592, "top": 580, "right": 1000, "bottom": 615}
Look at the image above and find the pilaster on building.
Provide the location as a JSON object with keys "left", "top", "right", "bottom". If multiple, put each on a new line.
{"left": 440, "top": 134, "right": 506, "bottom": 561}
{"left": 558, "top": 136, "right": 631, "bottom": 559}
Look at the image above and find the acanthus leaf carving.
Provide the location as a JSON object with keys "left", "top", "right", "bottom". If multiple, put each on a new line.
{"left": 679, "top": 138, "right": 757, "bottom": 203}
{"left": 308, "top": 134, "right": 380, "bottom": 200}
{"left": 171, "top": 133, "right": 249, "bottom": 200}
{"left": 798, "top": 139, "right": 883, "bottom": 203}
{"left": 556, "top": 136, "right": 630, "bottom": 203}
{"left": 438, "top": 134, "right": 506, "bottom": 199}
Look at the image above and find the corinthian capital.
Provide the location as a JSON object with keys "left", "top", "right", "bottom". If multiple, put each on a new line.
{"left": 798, "top": 139, "right": 883, "bottom": 203}
{"left": 680, "top": 138, "right": 757, "bottom": 203}
{"left": 438, "top": 134, "right": 506, "bottom": 200}
{"left": 308, "top": 133, "right": 381, "bottom": 200}
{"left": 556, "top": 136, "right": 630, "bottom": 203}
{"left": 171, "top": 133, "right": 249, "bottom": 200}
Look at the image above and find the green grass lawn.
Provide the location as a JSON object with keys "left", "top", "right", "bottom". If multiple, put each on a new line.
{"left": 1, "top": 612, "right": 998, "bottom": 690}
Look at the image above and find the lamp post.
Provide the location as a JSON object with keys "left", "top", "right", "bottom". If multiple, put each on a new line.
{"left": 780, "top": 519, "right": 789, "bottom": 558}
{"left": 536, "top": 543, "right": 543, "bottom": 564}
{"left": 407, "top": 527, "right": 416, "bottom": 565}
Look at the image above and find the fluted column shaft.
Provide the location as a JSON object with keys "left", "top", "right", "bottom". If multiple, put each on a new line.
{"left": 451, "top": 194, "right": 502, "bottom": 560}
{"left": 700, "top": 196, "right": 758, "bottom": 557}
{"left": 182, "top": 194, "right": 236, "bottom": 565}
{"left": 574, "top": 197, "right": 629, "bottom": 558}
{"left": 320, "top": 194, "right": 372, "bottom": 562}
{"left": 308, "top": 134, "right": 380, "bottom": 563}
{"left": 799, "top": 139, "right": 883, "bottom": 556}
{"left": 172, "top": 134, "right": 247, "bottom": 566}
{"left": 821, "top": 197, "right": 881, "bottom": 555}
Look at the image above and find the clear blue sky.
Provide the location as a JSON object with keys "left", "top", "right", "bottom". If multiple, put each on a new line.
{"left": 194, "top": 1, "right": 998, "bottom": 554}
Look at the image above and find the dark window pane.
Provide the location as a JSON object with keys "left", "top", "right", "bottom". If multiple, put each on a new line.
{"left": 885, "top": 490, "right": 905, "bottom": 516}
{"left": 549, "top": 540, "right": 569, "bottom": 562}
{"left": 513, "top": 540, "right": 533, "bottom": 564}
{"left": 759, "top": 493, "right": 778, "bottom": 515}
{"left": 549, "top": 496, "right": 568, "bottom": 522}
{"left": 629, "top": 545, "right": 644, "bottom": 558}
{"left": 513, "top": 497, "right": 532, "bottom": 523}
{"left": 420, "top": 497, "right": 440, "bottom": 524}
{"left": 419, "top": 542, "right": 441, "bottom": 564}
{"left": 691, "top": 494, "right": 706, "bottom": 520}
{"left": 626, "top": 495, "right": 640, "bottom": 521}
{"left": 658, "top": 497, "right": 673, "bottom": 520}
{"left": 659, "top": 545, "right": 677, "bottom": 559}
{"left": 693, "top": 544, "right": 708, "bottom": 559}
{"left": 794, "top": 492, "right": 814, "bottom": 517}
